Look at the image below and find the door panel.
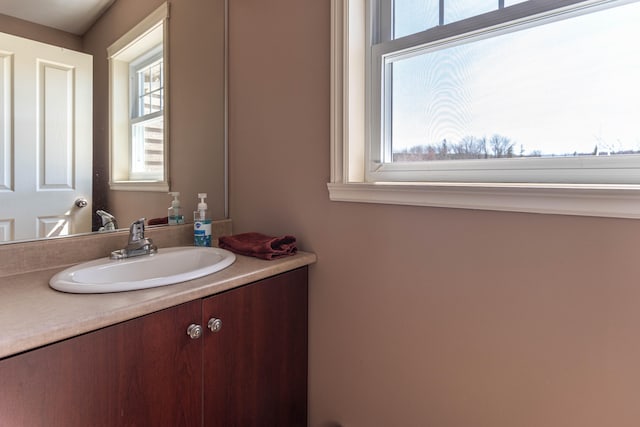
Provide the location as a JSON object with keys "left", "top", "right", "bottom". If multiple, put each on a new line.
{"left": 202, "top": 267, "right": 308, "bottom": 427}
{"left": 0, "top": 300, "right": 202, "bottom": 427}
{"left": 0, "top": 31, "right": 92, "bottom": 242}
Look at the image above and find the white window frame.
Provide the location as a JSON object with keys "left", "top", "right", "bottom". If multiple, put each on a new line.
{"left": 329, "top": 0, "right": 640, "bottom": 218}
{"left": 108, "top": 2, "right": 169, "bottom": 192}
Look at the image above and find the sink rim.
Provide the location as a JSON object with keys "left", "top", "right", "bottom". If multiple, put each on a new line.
{"left": 49, "top": 246, "right": 236, "bottom": 294}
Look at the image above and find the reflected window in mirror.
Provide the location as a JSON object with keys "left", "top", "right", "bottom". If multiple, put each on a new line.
{"left": 130, "top": 47, "right": 164, "bottom": 181}
{"left": 108, "top": 2, "right": 169, "bottom": 192}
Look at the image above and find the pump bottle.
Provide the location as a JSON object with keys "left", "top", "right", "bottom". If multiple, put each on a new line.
{"left": 168, "top": 192, "right": 184, "bottom": 225}
{"left": 194, "top": 193, "right": 212, "bottom": 246}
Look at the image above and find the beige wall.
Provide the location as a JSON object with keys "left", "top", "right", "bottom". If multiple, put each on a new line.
{"left": 0, "top": 13, "right": 81, "bottom": 50}
{"left": 228, "top": 1, "right": 640, "bottom": 426}
{"left": 83, "top": 0, "right": 226, "bottom": 227}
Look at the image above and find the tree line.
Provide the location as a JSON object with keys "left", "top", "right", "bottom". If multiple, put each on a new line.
{"left": 393, "top": 134, "right": 524, "bottom": 162}
{"left": 392, "top": 134, "right": 640, "bottom": 161}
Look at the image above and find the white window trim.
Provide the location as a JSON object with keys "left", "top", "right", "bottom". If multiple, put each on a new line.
{"left": 328, "top": 0, "right": 640, "bottom": 219}
{"left": 108, "top": 2, "right": 169, "bottom": 192}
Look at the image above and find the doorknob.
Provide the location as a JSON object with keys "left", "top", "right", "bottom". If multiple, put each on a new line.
{"left": 75, "top": 198, "right": 88, "bottom": 208}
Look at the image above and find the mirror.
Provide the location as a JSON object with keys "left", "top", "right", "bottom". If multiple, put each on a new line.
{"left": 0, "top": 0, "right": 227, "bottom": 243}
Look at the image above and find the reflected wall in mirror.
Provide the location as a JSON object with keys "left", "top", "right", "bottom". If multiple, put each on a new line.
{"left": 0, "top": 0, "right": 227, "bottom": 244}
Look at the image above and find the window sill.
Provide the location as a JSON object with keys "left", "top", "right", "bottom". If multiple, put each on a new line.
{"left": 110, "top": 181, "right": 169, "bottom": 192}
{"left": 327, "top": 182, "right": 640, "bottom": 219}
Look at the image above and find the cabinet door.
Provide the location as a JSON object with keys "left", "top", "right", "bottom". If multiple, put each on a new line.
{"left": 203, "top": 267, "right": 308, "bottom": 427}
{"left": 0, "top": 300, "right": 202, "bottom": 427}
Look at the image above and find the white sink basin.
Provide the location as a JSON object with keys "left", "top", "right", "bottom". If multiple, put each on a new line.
{"left": 50, "top": 246, "right": 236, "bottom": 293}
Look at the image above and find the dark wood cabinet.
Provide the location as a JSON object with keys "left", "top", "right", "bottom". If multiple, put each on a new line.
{"left": 203, "top": 266, "right": 308, "bottom": 426}
{"left": 0, "top": 299, "right": 202, "bottom": 426}
{"left": 0, "top": 267, "right": 308, "bottom": 427}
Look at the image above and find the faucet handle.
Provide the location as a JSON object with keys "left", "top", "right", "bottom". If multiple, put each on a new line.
{"left": 128, "top": 218, "right": 147, "bottom": 243}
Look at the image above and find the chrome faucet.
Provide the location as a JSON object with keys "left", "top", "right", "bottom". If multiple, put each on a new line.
{"left": 96, "top": 210, "right": 118, "bottom": 231}
{"left": 110, "top": 218, "right": 158, "bottom": 260}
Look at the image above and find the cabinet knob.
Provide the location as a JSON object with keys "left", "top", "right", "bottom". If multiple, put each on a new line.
{"left": 186, "top": 323, "right": 203, "bottom": 339}
{"left": 208, "top": 317, "right": 222, "bottom": 333}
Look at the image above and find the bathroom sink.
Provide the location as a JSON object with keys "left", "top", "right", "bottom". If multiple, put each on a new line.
{"left": 49, "top": 246, "right": 236, "bottom": 293}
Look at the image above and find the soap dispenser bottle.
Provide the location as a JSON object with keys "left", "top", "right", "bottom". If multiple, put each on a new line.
{"left": 194, "top": 193, "right": 212, "bottom": 246}
{"left": 168, "top": 192, "right": 184, "bottom": 225}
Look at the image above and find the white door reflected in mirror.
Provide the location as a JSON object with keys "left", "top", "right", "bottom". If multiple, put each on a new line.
{"left": 0, "top": 31, "right": 92, "bottom": 242}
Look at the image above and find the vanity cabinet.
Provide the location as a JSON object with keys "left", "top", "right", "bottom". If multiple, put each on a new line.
{"left": 203, "top": 267, "right": 308, "bottom": 426}
{"left": 0, "top": 267, "right": 308, "bottom": 427}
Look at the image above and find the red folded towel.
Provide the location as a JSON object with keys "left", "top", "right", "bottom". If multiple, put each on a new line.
{"left": 148, "top": 216, "right": 168, "bottom": 225}
{"left": 218, "top": 232, "right": 297, "bottom": 260}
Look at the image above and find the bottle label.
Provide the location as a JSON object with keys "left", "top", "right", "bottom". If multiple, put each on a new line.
{"left": 194, "top": 220, "right": 212, "bottom": 247}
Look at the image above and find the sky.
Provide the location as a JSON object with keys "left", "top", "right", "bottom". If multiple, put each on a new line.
{"left": 390, "top": 0, "right": 640, "bottom": 156}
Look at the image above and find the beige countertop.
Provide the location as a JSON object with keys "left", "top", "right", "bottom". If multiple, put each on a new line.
{"left": 0, "top": 251, "right": 316, "bottom": 359}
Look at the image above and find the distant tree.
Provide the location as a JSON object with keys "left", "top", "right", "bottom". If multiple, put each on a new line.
{"left": 426, "top": 144, "right": 436, "bottom": 160}
{"left": 489, "top": 134, "right": 514, "bottom": 158}
{"left": 437, "top": 140, "right": 449, "bottom": 159}
{"left": 409, "top": 145, "right": 426, "bottom": 154}
{"left": 451, "top": 136, "right": 486, "bottom": 159}
{"left": 478, "top": 136, "right": 488, "bottom": 159}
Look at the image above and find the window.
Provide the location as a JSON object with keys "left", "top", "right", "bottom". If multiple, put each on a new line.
{"left": 329, "top": 0, "right": 640, "bottom": 218}
{"left": 130, "top": 49, "right": 164, "bottom": 180}
{"left": 108, "top": 3, "right": 169, "bottom": 191}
